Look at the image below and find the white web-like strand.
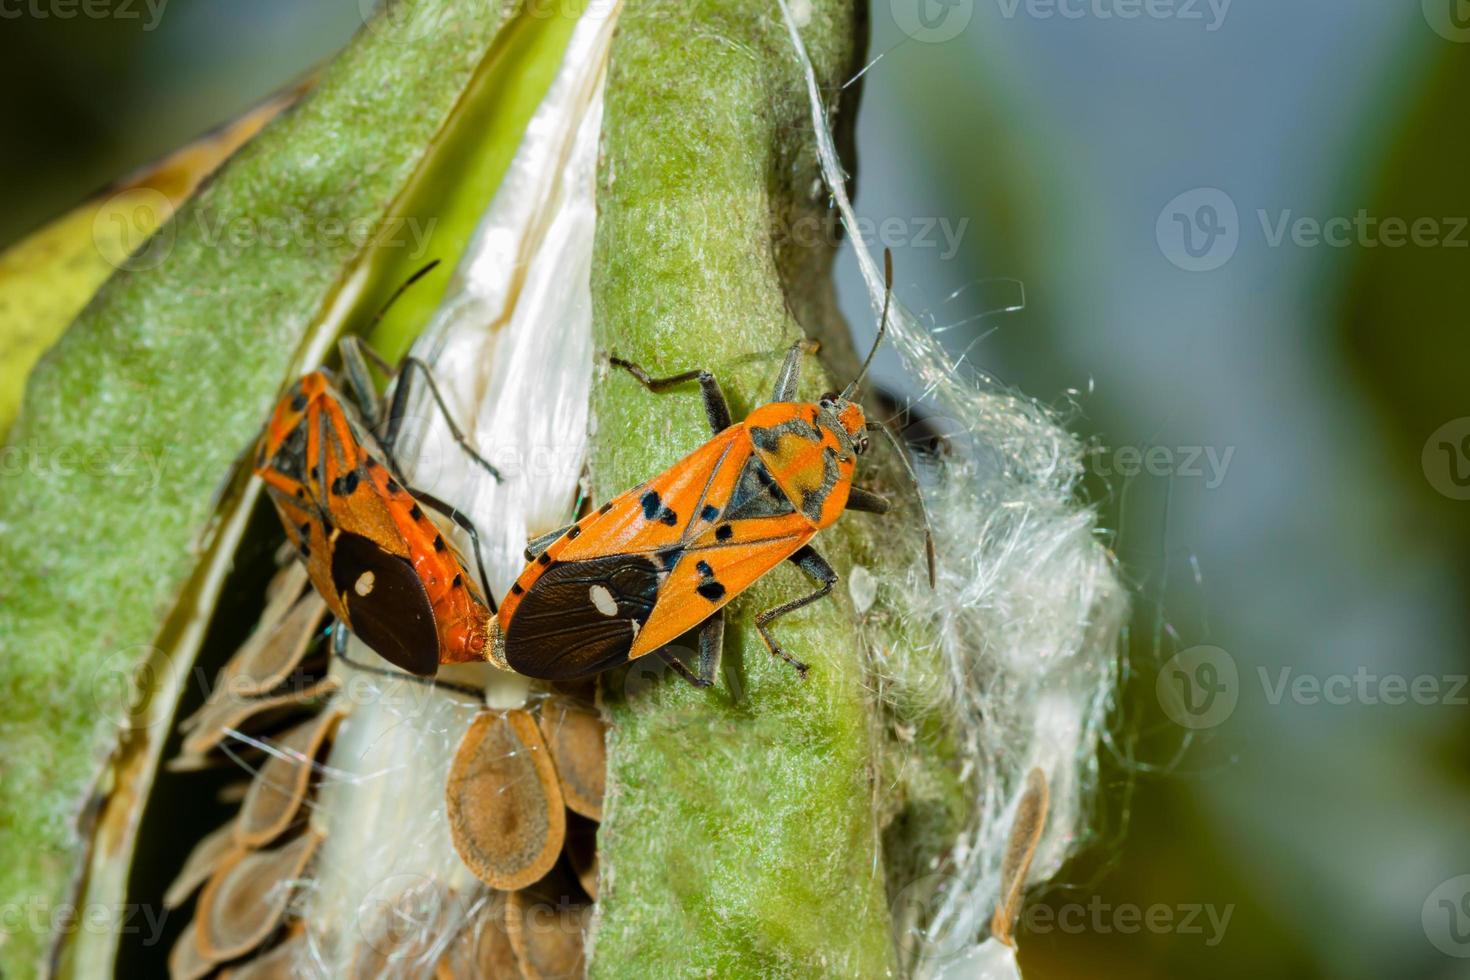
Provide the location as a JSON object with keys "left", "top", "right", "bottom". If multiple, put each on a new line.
{"left": 293, "top": 3, "right": 620, "bottom": 976}
{"left": 777, "top": 3, "right": 1128, "bottom": 977}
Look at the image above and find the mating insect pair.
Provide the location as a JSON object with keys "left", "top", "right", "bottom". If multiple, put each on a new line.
{"left": 255, "top": 253, "right": 932, "bottom": 689}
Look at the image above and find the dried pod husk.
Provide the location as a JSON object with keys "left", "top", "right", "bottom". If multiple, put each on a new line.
{"left": 447, "top": 710, "right": 567, "bottom": 891}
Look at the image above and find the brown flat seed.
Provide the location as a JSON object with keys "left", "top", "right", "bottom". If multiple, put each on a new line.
{"left": 990, "top": 767, "right": 1049, "bottom": 947}
{"left": 447, "top": 710, "right": 566, "bottom": 891}
{"left": 235, "top": 704, "right": 347, "bottom": 848}
{"left": 226, "top": 927, "right": 306, "bottom": 980}
{"left": 166, "top": 822, "right": 241, "bottom": 910}
{"left": 196, "top": 829, "right": 321, "bottom": 962}
{"left": 175, "top": 676, "right": 339, "bottom": 764}
{"left": 168, "top": 913, "right": 218, "bottom": 980}
{"left": 221, "top": 591, "right": 328, "bottom": 698}
{"left": 435, "top": 901, "right": 519, "bottom": 980}
{"left": 506, "top": 890, "right": 589, "bottom": 980}
{"left": 538, "top": 700, "right": 606, "bottom": 822}
{"left": 564, "top": 813, "right": 599, "bottom": 901}
{"left": 180, "top": 571, "right": 318, "bottom": 734}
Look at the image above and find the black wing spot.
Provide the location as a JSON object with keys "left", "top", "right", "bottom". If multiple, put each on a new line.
{"left": 640, "top": 488, "right": 678, "bottom": 526}
{"left": 660, "top": 548, "right": 684, "bottom": 571}
{"left": 537, "top": 551, "right": 552, "bottom": 566}
{"left": 386, "top": 478, "right": 402, "bottom": 495}
{"left": 567, "top": 525, "right": 582, "bottom": 540}
{"left": 452, "top": 573, "right": 463, "bottom": 588}
{"left": 505, "top": 555, "right": 661, "bottom": 680}
{"left": 433, "top": 535, "right": 447, "bottom": 552}
{"left": 510, "top": 582, "right": 524, "bottom": 595}
{"left": 331, "top": 469, "right": 361, "bottom": 496}
{"left": 694, "top": 560, "right": 725, "bottom": 602}
{"left": 297, "top": 521, "right": 312, "bottom": 540}
{"left": 290, "top": 391, "right": 308, "bottom": 412}
{"left": 715, "top": 524, "right": 734, "bottom": 541}
{"left": 329, "top": 530, "right": 438, "bottom": 676}
{"left": 409, "top": 503, "right": 424, "bottom": 521}
{"left": 701, "top": 504, "right": 720, "bottom": 522}
{"left": 598, "top": 501, "right": 613, "bottom": 515}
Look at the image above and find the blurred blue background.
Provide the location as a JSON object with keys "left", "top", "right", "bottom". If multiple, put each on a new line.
{"left": 2, "top": 1, "right": 1467, "bottom": 976}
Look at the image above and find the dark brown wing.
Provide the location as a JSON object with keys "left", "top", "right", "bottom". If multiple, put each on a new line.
{"left": 329, "top": 530, "right": 439, "bottom": 676}
{"left": 502, "top": 554, "right": 662, "bottom": 680}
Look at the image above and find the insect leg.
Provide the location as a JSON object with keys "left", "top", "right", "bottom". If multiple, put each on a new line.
{"left": 404, "top": 485, "right": 498, "bottom": 615}
{"left": 845, "top": 486, "right": 891, "bottom": 514}
{"left": 769, "top": 338, "right": 818, "bottom": 402}
{"left": 609, "top": 357, "right": 732, "bottom": 433}
{"left": 337, "top": 336, "right": 387, "bottom": 432}
{"left": 525, "top": 524, "right": 574, "bottom": 562}
{"left": 381, "top": 355, "right": 503, "bottom": 482}
{"left": 753, "top": 545, "right": 838, "bottom": 678}
{"left": 658, "top": 611, "right": 724, "bottom": 688}
{"left": 331, "top": 622, "right": 484, "bottom": 701}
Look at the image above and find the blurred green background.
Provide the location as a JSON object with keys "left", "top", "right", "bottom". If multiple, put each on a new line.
{"left": 2, "top": 1, "right": 1467, "bottom": 977}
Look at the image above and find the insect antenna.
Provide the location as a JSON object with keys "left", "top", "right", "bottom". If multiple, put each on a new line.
{"left": 841, "top": 248, "right": 894, "bottom": 400}
{"left": 867, "top": 418, "right": 937, "bottom": 588}
{"left": 363, "top": 258, "right": 443, "bottom": 337}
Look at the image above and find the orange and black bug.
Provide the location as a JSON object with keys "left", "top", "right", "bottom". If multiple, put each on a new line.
{"left": 485, "top": 252, "right": 934, "bottom": 686}
{"left": 254, "top": 265, "right": 499, "bottom": 677}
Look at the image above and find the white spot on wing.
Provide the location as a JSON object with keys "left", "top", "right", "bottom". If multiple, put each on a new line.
{"left": 354, "top": 571, "right": 376, "bottom": 597}
{"left": 589, "top": 584, "right": 617, "bottom": 616}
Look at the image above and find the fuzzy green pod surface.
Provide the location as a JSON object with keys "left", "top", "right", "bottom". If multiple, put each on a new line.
{"left": 584, "top": 0, "right": 903, "bottom": 974}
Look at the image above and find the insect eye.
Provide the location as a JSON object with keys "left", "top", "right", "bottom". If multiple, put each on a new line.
{"left": 819, "top": 391, "right": 839, "bottom": 405}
